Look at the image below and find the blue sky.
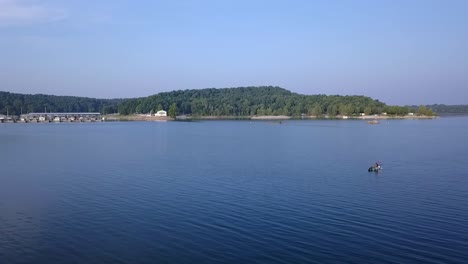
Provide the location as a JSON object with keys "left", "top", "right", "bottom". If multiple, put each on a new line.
{"left": 0, "top": 0, "right": 467, "bottom": 105}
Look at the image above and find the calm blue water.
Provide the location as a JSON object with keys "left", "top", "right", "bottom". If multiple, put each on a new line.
{"left": 1, "top": 117, "right": 468, "bottom": 264}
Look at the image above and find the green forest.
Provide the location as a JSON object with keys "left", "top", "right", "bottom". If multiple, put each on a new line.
{"left": 0, "top": 92, "right": 122, "bottom": 115}
{"left": 0, "top": 86, "right": 446, "bottom": 117}
{"left": 117, "top": 86, "right": 397, "bottom": 116}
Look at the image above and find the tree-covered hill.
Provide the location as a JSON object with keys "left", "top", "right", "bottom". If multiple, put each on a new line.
{"left": 117, "top": 86, "right": 388, "bottom": 116}
{"left": 1, "top": 86, "right": 446, "bottom": 117}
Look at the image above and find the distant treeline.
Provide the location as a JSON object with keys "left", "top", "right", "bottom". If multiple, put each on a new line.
{"left": 0, "top": 92, "right": 122, "bottom": 115}
{"left": 1, "top": 86, "right": 453, "bottom": 116}
{"left": 413, "top": 104, "right": 468, "bottom": 114}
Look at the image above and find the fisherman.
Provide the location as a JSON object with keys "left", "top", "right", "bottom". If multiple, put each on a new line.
{"left": 374, "top": 162, "right": 380, "bottom": 169}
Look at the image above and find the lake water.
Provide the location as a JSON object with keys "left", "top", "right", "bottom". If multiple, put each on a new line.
{"left": 1, "top": 117, "right": 468, "bottom": 263}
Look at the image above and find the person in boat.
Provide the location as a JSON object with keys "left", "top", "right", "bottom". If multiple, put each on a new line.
{"left": 374, "top": 162, "right": 380, "bottom": 169}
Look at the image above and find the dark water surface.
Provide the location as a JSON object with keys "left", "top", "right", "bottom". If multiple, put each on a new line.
{"left": 1, "top": 117, "right": 468, "bottom": 263}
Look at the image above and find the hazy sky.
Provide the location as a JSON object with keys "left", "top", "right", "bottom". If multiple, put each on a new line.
{"left": 1, "top": 0, "right": 467, "bottom": 105}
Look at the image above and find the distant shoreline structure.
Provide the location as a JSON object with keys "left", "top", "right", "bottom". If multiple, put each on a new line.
{"left": 250, "top": 114, "right": 437, "bottom": 120}
{"left": 110, "top": 113, "right": 439, "bottom": 121}
{"left": 0, "top": 113, "right": 438, "bottom": 123}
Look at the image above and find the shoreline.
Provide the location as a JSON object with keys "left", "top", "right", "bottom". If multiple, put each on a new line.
{"left": 0, "top": 114, "right": 439, "bottom": 123}
{"left": 111, "top": 114, "right": 439, "bottom": 121}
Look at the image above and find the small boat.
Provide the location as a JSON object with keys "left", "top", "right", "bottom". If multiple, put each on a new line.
{"left": 367, "top": 120, "right": 379, "bottom": 124}
{"left": 368, "top": 166, "right": 382, "bottom": 172}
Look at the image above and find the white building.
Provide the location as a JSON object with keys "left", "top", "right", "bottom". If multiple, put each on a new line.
{"left": 155, "top": 110, "right": 167, "bottom": 117}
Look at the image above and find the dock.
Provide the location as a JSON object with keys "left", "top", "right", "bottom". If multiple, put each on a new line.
{"left": 1, "top": 112, "right": 103, "bottom": 123}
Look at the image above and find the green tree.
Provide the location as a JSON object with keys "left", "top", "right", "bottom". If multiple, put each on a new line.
{"left": 327, "top": 105, "right": 338, "bottom": 116}
{"left": 364, "top": 106, "right": 372, "bottom": 115}
{"left": 168, "top": 103, "right": 177, "bottom": 118}
{"left": 427, "top": 108, "right": 435, "bottom": 116}
{"left": 311, "top": 104, "right": 322, "bottom": 116}
{"left": 156, "top": 104, "right": 163, "bottom": 111}
{"left": 418, "top": 105, "right": 428, "bottom": 116}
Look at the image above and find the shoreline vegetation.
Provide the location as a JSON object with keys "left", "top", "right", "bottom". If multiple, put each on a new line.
{"left": 0, "top": 114, "right": 438, "bottom": 123}
{"left": 2, "top": 86, "right": 463, "bottom": 121}
{"left": 102, "top": 113, "right": 437, "bottom": 122}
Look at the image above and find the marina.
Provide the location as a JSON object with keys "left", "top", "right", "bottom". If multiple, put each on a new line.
{"left": 0, "top": 112, "right": 103, "bottom": 123}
